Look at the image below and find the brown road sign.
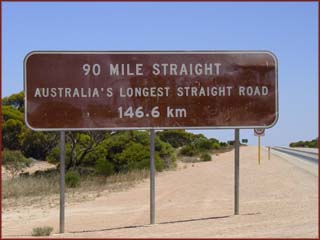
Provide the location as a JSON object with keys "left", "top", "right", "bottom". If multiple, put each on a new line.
{"left": 24, "top": 51, "right": 278, "bottom": 130}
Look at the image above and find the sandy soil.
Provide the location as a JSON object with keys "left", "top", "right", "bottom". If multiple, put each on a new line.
{"left": 2, "top": 159, "right": 56, "bottom": 180}
{"left": 2, "top": 146, "right": 318, "bottom": 238}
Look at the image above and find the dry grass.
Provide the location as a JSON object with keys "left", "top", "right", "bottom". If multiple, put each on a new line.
{"left": 180, "top": 156, "right": 199, "bottom": 163}
{"left": 2, "top": 169, "right": 150, "bottom": 210}
{"left": 2, "top": 174, "right": 60, "bottom": 199}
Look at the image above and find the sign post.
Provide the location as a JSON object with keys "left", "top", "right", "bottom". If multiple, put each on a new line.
{"left": 254, "top": 128, "right": 265, "bottom": 165}
{"left": 150, "top": 129, "right": 155, "bottom": 224}
{"left": 234, "top": 129, "right": 240, "bottom": 215}
{"left": 59, "top": 131, "right": 65, "bottom": 233}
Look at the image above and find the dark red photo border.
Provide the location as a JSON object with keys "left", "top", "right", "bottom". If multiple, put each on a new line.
{"left": 0, "top": 1, "right": 318, "bottom": 240}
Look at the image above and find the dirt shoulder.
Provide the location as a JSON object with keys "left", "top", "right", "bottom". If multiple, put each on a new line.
{"left": 2, "top": 146, "right": 318, "bottom": 238}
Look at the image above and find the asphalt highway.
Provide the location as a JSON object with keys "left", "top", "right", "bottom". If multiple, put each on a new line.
{"left": 271, "top": 147, "right": 318, "bottom": 164}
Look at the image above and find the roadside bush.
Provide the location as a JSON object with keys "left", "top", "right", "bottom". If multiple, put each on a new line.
{"left": 308, "top": 141, "right": 317, "bottom": 148}
{"left": 2, "top": 119, "right": 24, "bottom": 150}
{"left": 200, "top": 153, "right": 212, "bottom": 162}
{"left": 2, "top": 105, "right": 24, "bottom": 122}
{"left": 155, "top": 155, "right": 165, "bottom": 171}
{"left": 46, "top": 144, "right": 72, "bottom": 165}
{"left": 194, "top": 138, "right": 213, "bottom": 151}
{"left": 157, "top": 130, "right": 194, "bottom": 148}
{"left": 118, "top": 142, "right": 150, "bottom": 171}
{"left": 220, "top": 142, "right": 228, "bottom": 147}
{"left": 212, "top": 142, "right": 220, "bottom": 150}
{"left": 155, "top": 137, "right": 176, "bottom": 169}
{"left": 95, "top": 159, "right": 114, "bottom": 176}
{"left": 289, "top": 139, "right": 317, "bottom": 148}
{"left": 32, "top": 226, "right": 53, "bottom": 236}
{"left": 179, "top": 135, "right": 222, "bottom": 157}
{"left": 179, "top": 144, "right": 197, "bottom": 156}
{"left": 83, "top": 143, "right": 108, "bottom": 166}
{"left": 46, "top": 146, "right": 60, "bottom": 164}
{"left": 20, "top": 130, "right": 58, "bottom": 160}
{"left": 2, "top": 149, "right": 30, "bottom": 165}
{"left": 65, "top": 170, "right": 80, "bottom": 188}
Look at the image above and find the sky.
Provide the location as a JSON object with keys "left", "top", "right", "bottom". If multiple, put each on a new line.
{"left": 2, "top": 2, "right": 318, "bottom": 147}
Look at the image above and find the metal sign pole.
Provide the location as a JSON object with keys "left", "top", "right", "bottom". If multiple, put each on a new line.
{"left": 59, "top": 131, "right": 65, "bottom": 233}
{"left": 234, "top": 129, "right": 240, "bottom": 215}
{"left": 258, "top": 136, "right": 261, "bottom": 165}
{"left": 150, "top": 129, "right": 155, "bottom": 224}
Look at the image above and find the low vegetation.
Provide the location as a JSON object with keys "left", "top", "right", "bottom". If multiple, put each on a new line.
{"left": 200, "top": 152, "right": 212, "bottom": 162}
{"left": 65, "top": 170, "right": 81, "bottom": 188}
{"left": 289, "top": 138, "right": 317, "bottom": 148}
{"left": 31, "top": 226, "right": 53, "bottom": 236}
{"left": 178, "top": 133, "right": 231, "bottom": 162}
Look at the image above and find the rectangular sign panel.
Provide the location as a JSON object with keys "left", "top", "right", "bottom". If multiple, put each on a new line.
{"left": 24, "top": 51, "right": 278, "bottom": 130}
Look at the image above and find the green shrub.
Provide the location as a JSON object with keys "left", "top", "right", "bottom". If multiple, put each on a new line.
{"left": 2, "top": 149, "right": 30, "bottom": 165}
{"left": 83, "top": 144, "right": 108, "bottom": 166}
{"left": 20, "top": 131, "right": 58, "bottom": 160}
{"left": 32, "top": 226, "right": 53, "bottom": 236}
{"left": 120, "top": 143, "right": 151, "bottom": 171}
{"left": 220, "top": 142, "right": 228, "bottom": 147}
{"left": 95, "top": 159, "right": 114, "bottom": 176}
{"left": 157, "top": 130, "right": 194, "bottom": 148}
{"left": 309, "top": 141, "right": 317, "bottom": 148}
{"left": 212, "top": 142, "right": 220, "bottom": 150}
{"left": 194, "top": 138, "right": 213, "bottom": 151}
{"left": 289, "top": 138, "right": 317, "bottom": 148}
{"left": 155, "top": 137, "right": 176, "bottom": 169}
{"left": 65, "top": 170, "right": 80, "bottom": 188}
{"left": 179, "top": 144, "right": 197, "bottom": 156}
{"left": 2, "top": 119, "right": 24, "bottom": 150}
{"left": 2, "top": 105, "right": 24, "bottom": 122}
{"left": 155, "top": 155, "right": 165, "bottom": 171}
{"left": 200, "top": 153, "right": 212, "bottom": 162}
{"left": 46, "top": 144, "right": 73, "bottom": 165}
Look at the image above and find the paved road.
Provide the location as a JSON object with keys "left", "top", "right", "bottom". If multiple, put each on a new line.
{"left": 289, "top": 147, "right": 318, "bottom": 154}
{"left": 271, "top": 147, "right": 318, "bottom": 164}
{"left": 269, "top": 147, "right": 318, "bottom": 177}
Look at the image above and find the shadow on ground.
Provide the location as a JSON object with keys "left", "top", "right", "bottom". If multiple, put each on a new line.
{"left": 67, "top": 212, "right": 261, "bottom": 234}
